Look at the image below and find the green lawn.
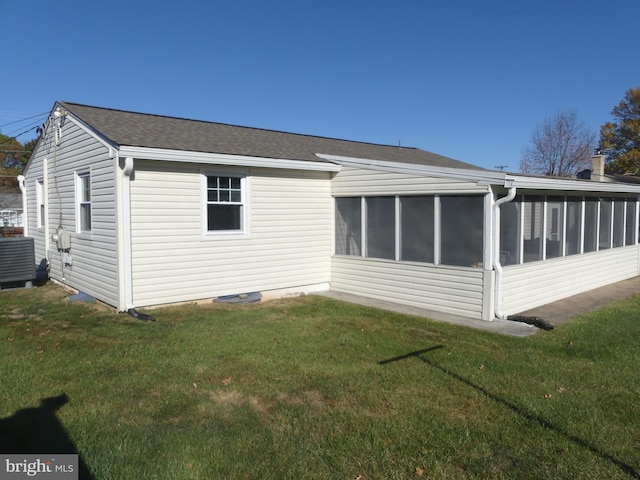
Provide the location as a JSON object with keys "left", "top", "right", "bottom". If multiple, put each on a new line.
{"left": 1, "top": 284, "right": 639, "bottom": 479}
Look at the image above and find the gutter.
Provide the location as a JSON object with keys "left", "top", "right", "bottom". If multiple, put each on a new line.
{"left": 492, "top": 187, "right": 517, "bottom": 320}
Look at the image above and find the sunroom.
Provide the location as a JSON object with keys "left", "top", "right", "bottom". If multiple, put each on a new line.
{"left": 497, "top": 188, "right": 640, "bottom": 318}
{"left": 325, "top": 154, "right": 640, "bottom": 322}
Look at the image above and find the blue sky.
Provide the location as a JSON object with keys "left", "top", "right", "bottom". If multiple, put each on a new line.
{"left": 1, "top": 0, "right": 638, "bottom": 170}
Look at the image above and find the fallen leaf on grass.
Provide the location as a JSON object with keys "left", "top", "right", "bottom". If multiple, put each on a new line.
{"left": 222, "top": 377, "right": 232, "bottom": 385}
{"left": 416, "top": 466, "right": 425, "bottom": 476}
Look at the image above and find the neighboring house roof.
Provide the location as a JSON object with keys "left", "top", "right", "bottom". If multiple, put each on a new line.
{"left": 0, "top": 192, "right": 22, "bottom": 210}
{"left": 58, "top": 101, "right": 483, "bottom": 171}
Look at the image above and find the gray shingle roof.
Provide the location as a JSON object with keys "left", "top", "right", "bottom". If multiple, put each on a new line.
{"left": 59, "top": 101, "right": 483, "bottom": 170}
{"left": 0, "top": 193, "right": 22, "bottom": 209}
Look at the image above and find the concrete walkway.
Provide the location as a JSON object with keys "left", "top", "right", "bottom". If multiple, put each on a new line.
{"left": 317, "top": 276, "right": 640, "bottom": 337}
{"left": 517, "top": 275, "right": 640, "bottom": 326}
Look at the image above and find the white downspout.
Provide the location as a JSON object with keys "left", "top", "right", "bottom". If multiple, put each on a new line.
{"left": 122, "top": 157, "right": 134, "bottom": 310}
{"left": 17, "top": 175, "right": 27, "bottom": 237}
{"left": 493, "top": 187, "right": 517, "bottom": 320}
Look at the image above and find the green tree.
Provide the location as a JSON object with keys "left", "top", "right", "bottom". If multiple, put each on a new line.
{"left": 600, "top": 87, "right": 640, "bottom": 174}
{"left": 0, "top": 134, "right": 26, "bottom": 191}
{"left": 520, "top": 110, "right": 596, "bottom": 176}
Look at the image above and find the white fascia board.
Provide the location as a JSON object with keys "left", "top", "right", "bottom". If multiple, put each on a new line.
{"left": 118, "top": 146, "right": 341, "bottom": 172}
{"left": 504, "top": 175, "right": 640, "bottom": 194}
{"left": 317, "top": 153, "right": 640, "bottom": 195}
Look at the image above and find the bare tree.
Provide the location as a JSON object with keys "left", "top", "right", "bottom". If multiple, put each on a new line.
{"left": 520, "top": 110, "right": 596, "bottom": 177}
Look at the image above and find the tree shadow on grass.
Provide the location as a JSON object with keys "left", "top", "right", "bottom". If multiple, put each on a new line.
{"left": 379, "top": 347, "right": 640, "bottom": 480}
{"left": 0, "top": 394, "right": 95, "bottom": 479}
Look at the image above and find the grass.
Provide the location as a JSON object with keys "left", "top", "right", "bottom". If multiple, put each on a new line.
{"left": 1, "top": 283, "right": 639, "bottom": 479}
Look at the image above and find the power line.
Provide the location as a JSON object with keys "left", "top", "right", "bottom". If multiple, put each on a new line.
{"left": 3, "top": 115, "right": 48, "bottom": 137}
{"left": 0, "top": 111, "right": 48, "bottom": 129}
{"left": 0, "top": 125, "right": 40, "bottom": 146}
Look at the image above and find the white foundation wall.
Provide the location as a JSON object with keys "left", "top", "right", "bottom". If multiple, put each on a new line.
{"left": 129, "top": 161, "right": 333, "bottom": 307}
{"left": 501, "top": 245, "right": 640, "bottom": 315}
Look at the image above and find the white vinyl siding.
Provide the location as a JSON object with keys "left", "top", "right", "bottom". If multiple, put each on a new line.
{"left": 23, "top": 117, "right": 120, "bottom": 307}
{"left": 129, "top": 161, "right": 332, "bottom": 307}
{"left": 501, "top": 246, "right": 640, "bottom": 315}
{"left": 332, "top": 166, "right": 490, "bottom": 196}
{"left": 331, "top": 257, "right": 488, "bottom": 319}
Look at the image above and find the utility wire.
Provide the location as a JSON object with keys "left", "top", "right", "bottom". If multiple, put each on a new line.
{"left": 4, "top": 115, "right": 48, "bottom": 136}
{"left": 0, "top": 111, "right": 48, "bottom": 129}
{"left": 0, "top": 112, "right": 49, "bottom": 146}
{"left": 0, "top": 125, "right": 40, "bottom": 146}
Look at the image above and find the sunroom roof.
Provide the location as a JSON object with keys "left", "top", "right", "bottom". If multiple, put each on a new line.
{"left": 318, "top": 154, "right": 640, "bottom": 194}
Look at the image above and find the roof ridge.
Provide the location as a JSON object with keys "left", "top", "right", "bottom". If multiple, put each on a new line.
{"left": 59, "top": 101, "right": 421, "bottom": 151}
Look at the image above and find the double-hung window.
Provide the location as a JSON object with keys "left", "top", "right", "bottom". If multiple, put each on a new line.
{"left": 206, "top": 174, "right": 246, "bottom": 233}
{"left": 76, "top": 172, "right": 91, "bottom": 233}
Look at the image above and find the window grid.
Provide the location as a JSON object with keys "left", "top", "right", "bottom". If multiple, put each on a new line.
{"left": 205, "top": 175, "right": 245, "bottom": 233}
{"left": 207, "top": 176, "right": 242, "bottom": 204}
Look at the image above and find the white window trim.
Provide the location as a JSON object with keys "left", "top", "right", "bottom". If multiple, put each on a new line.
{"left": 36, "top": 178, "right": 44, "bottom": 228}
{"left": 201, "top": 171, "right": 250, "bottom": 239}
{"left": 75, "top": 171, "right": 92, "bottom": 234}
